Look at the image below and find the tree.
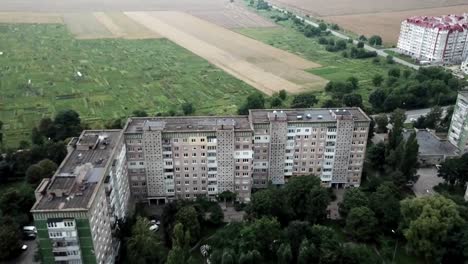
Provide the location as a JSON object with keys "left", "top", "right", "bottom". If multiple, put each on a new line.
{"left": 374, "top": 113, "right": 388, "bottom": 133}
{"left": 38, "top": 159, "right": 57, "bottom": 178}
{"left": 276, "top": 243, "right": 292, "bottom": 264}
{"left": 386, "top": 55, "right": 394, "bottom": 64}
{"left": 347, "top": 76, "right": 359, "bottom": 89}
{"left": 0, "top": 185, "right": 35, "bottom": 227}
{"left": 388, "top": 67, "right": 401, "bottom": 78}
{"left": 132, "top": 110, "right": 148, "bottom": 117}
{"left": 400, "top": 195, "right": 464, "bottom": 261}
{"left": 368, "top": 35, "right": 382, "bottom": 46}
{"left": 279, "top": 90, "right": 287, "bottom": 100}
{"left": 297, "top": 239, "right": 318, "bottom": 264}
{"left": 126, "top": 217, "right": 164, "bottom": 264}
{"left": 400, "top": 132, "right": 419, "bottom": 181}
{"left": 339, "top": 188, "right": 368, "bottom": 218}
{"left": 238, "top": 93, "right": 265, "bottom": 115}
{"left": 285, "top": 221, "right": 313, "bottom": 259}
{"left": 284, "top": 175, "right": 322, "bottom": 220}
{"left": 367, "top": 142, "right": 386, "bottom": 171}
{"left": 341, "top": 244, "right": 380, "bottom": 264}
{"left": 207, "top": 203, "right": 224, "bottom": 225}
{"left": 247, "top": 187, "right": 292, "bottom": 224}
{"left": 38, "top": 117, "right": 55, "bottom": 139}
{"left": 239, "top": 217, "right": 281, "bottom": 256}
{"left": 372, "top": 74, "right": 384, "bottom": 86}
{"left": 369, "top": 182, "right": 400, "bottom": 230}
{"left": 358, "top": 35, "right": 367, "bottom": 42}
{"left": 182, "top": 102, "right": 195, "bottom": 115}
{"left": 175, "top": 205, "right": 200, "bottom": 243}
{"left": 53, "top": 109, "right": 82, "bottom": 140}
{"left": 369, "top": 89, "right": 386, "bottom": 111}
{"left": 304, "top": 25, "right": 321, "bottom": 37}
{"left": 306, "top": 186, "right": 331, "bottom": 224}
{"left": 309, "top": 225, "right": 342, "bottom": 263}
{"left": 319, "top": 22, "right": 327, "bottom": 31}
{"left": 357, "top": 41, "right": 364, "bottom": 48}
{"left": 425, "top": 106, "right": 442, "bottom": 129}
{"left": 31, "top": 127, "right": 44, "bottom": 145}
{"left": 221, "top": 249, "right": 235, "bottom": 264}
{"left": 25, "top": 164, "right": 44, "bottom": 184}
{"left": 343, "top": 94, "right": 363, "bottom": 107}
{"left": 291, "top": 92, "right": 318, "bottom": 108}
{"left": 0, "top": 120, "right": 3, "bottom": 145}
{"left": 167, "top": 223, "right": 190, "bottom": 264}
{"left": 438, "top": 153, "right": 468, "bottom": 187}
{"left": 0, "top": 221, "right": 21, "bottom": 260}
{"left": 345, "top": 206, "right": 377, "bottom": 241}
{"left": 270, "top": 96, "right": 283, "bottom": 107}
{"left": 105, "top": 118, "right": 124, "bottom": 129}
{"left": 388, "top": 108, "right": 406, "bottom": 150}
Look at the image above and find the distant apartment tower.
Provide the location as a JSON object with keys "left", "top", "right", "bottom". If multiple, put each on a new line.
{"left": 397, "top": 14, "right": 468, "bottom": 64}
{"left": 124, "top": 108, "right": 370, "bottom": 204}
{"left": 448, "top": 91, "right": 468, "bottom": 153}
{"left": 31, "top": 130, "right": 131, "bottom": 264}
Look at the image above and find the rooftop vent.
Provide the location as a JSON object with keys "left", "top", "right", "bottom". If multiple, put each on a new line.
{"left": 297, "top": 115, "right": 303, "bottom": 120}
{"left": 176, "top": 126, "right": 182, "bottom": 129}
{"left": 188, "top": 125, "right": 193, "bottom": 129}
{"left": 273, "top": 110, "right": 277, "bottom": 113}
{"left": 318, "top": 115, "right": 323, "bottom": 120}
{"left": 306, "top": 114, "right": 312, "bottom": 119}
{"left": 136, "top": 127, "right": 143, "bottom": 131}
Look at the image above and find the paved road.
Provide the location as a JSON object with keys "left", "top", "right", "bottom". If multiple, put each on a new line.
{"left": 413, "top": 167, "right": 444, "bottom": 197}
{"left": 270, "top": 4, "right": 420, "bottom": 70}
{"left": 5, "top": 239, "right": 39, "bottom": 264}
{"left": 371, "top": 106, "right": 449, "bottom": 123}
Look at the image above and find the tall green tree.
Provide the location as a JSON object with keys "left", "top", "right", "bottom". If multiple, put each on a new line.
{"left": 167, "top": 223, "right": 190, "bottom": 264}
{"left": 297, "top": 239, "right": 318, "bottom": 264}
{"left": 401, "top": 132, "right": 419, "bottom": 181}
{"left": 239, "top": 217, "right": 281, "bottom": 256}
{"left": 126, "top": 217, "right": 164, "bottom": 264}
{"left": 339, "top": 188, "right": 368, "bottom": 218}
{"left": 372, "top": 74, "right": 384, "bottom": 86}
{"left": 369, "top": 182, "right": 400, "bottom": 230}
{"left": 284, "top": 175, "right": 322, "bottom": 220}
{"left": 175, "top": 205, "right": 200, "bottom": 243}
{"left": 388, "top": 108, "right": 406, "bottom": 150}
{"left": 374, "top": 113, "right": 388, "bottom": 133}
{"left": 0, "top": 220, "right": 21, "bottom": 260}
{"left": 345, "top": 206, "right": 377, "bottom": 242}
{"left": 182, "top": 102, "right": 195, "bottom": 115}
{"left": 438, "top": 153, "right": 468, "bottom": 187}
{"left": 400, "top": 195, "right": 465, "bottom": 261}
{"left": 291, "top": 92, "right": 318, "bottom": 108}
{"left": 276, "top": 243, "right": 292, "bottom": 264}
{"left": 238, "top": 93, "right": 265, "bottom": 115}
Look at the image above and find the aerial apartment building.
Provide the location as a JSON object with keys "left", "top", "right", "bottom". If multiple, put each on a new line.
{"left": 448, "top": 91, "right": 468, "bottom": 153}
{"left": 123, "top": 108, "right": 370, "bottom": 203}
{"left": 31, "top": 130, "right": 131, "bottom": 264}
{"left": 397, "top": 14, "right": 468, "bottom": 64}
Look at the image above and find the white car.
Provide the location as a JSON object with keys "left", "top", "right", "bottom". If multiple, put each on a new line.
{"left": 149, "top": 224, "right": 159, "bottom": 232}
{"left": 21, "top": 244, "right": 28, "bottom": 251}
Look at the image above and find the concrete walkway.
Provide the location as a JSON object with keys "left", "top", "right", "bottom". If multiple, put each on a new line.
{"left": 269, "top": 4, "right": 420, "bottom": 70}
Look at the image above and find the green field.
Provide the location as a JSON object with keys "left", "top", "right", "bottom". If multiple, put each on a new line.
{"left": 236, "top": 15, "right": 410, "bottom": 103}
{"left": 0, "top": 24, "right": 256, "bottom": 147}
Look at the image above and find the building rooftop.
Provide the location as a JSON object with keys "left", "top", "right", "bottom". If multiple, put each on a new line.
{"left": 406, "top": 14, "right": 468, "bottom": 31}
{"left": 403, "top": 130, "right": 458, "bottom": 157}
{"left": 249, "top": 108, "right": 370, "bottom": 124}
{"left": 125, "top": 116, "right": 253, "bottom": 133}
{"left": 32, "top": 130, "right": 122, "bottom": 212}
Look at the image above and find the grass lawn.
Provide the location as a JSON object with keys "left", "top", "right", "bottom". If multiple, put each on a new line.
{"left": 385, "top": 50, "right": 419, "bottom": 65}
{"left": 0, "top": 24, "right": 256, "bottom": 147}
{"left": 236, "top": 9, "right": 411, "bottom": 105}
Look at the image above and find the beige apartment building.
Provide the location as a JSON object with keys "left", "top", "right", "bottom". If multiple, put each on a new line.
{"left": 124, "top": 108, "right": 370, "bottom": 203}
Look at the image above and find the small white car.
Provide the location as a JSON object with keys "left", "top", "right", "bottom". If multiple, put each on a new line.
{"left": 149, "top": 224, "right": 159, "bottom": 232}
{"left": 21, "top": 244, "right": 28, "bottom": 251}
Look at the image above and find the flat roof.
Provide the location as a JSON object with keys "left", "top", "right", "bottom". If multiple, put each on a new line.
{"left": 249, "top": 108, "right": 370, "bottom": 124}
{"left": 125, "top": 116, "right": 252, "bottom": 133}
{"left": 32, "top": 130, "right": 121, "bottom": 212}
{"left": 403, "top": 130, "right": 458, "bottom": 156}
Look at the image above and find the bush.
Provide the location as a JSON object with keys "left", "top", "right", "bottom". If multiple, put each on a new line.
{"left": 318, "top": 37, "right": 328, "bottom": 45}
{"left": 357, "top": 41, "right": 364, "bottom": 48}
{"left": 369, "top": 35, "right": 383, "bottom": 46}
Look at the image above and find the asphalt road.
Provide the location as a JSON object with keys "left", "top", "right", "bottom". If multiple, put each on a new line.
{"left": 5, "top": 239, "right": 38, "bottom": 264}
{"left": 370, "top": 106, "right": 449, "bottom": 124}
{"left": 412, "top": 167, "right": 444, "bottom": 197}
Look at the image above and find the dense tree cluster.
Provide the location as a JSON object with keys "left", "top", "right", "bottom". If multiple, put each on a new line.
{"left": 369, "top": 67, "right": 464, "bottom": 113}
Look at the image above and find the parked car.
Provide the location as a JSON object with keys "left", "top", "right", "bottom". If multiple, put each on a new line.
{"left": 149, "top": 224, "right": 159, "bottom": 232}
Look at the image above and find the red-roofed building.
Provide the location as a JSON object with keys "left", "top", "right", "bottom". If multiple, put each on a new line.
{"left": 397, "top": 14, "right": 468, "bottom": 64}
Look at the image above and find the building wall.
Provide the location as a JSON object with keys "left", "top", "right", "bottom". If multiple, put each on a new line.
{"left": 448, "top": 92, "right": 468, "bottom": 153}
{"left": 34, "top": 212, "right": 95, "bottom": 264}
{"left": 142, "top": 129, "right": 165, "bottom": 197}
{"left": 397, "top": 20, "right": 468, "bottom": 64}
